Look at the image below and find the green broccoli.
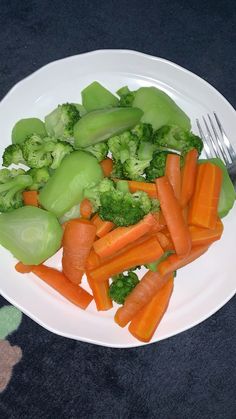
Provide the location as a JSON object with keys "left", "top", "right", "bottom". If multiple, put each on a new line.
{"left": 111, "top": 160, "right": 125, "bottom": 179}
{"left": 99, "top": 190, "right": 152, "bottom": 226}
{"left": 153, "top": 125, "right": 203, "bottom": 155}
{"left": 108, "top": 131, "right": 138, "bottom": 164}
{"left": 0, "top": 168, "right": 32, "bottom": 212}
{"left": 84, "top": 141, "right": 108, "bottom": 162}
{"left": 109, "top": 271, "right": 139, "bottom": 304}
{"left": 22, "top": 134, "right": 56, "bottom": 168}
{"left": 132, "top": 123, "right": 153, "bottom": 141}
{"left": 45, "top": 103, "right": 80, "bottom": 143}
{"left": 145, "top": 152, "right": 168, "bottom": 181}
{"left": 83, "top": 178, "right": 115, "bottom": 212}
{"left": 50, "top": 141, "right": 73, "bottom": 169}
{"left": 27, "top": 167, "right": 50, "bottom": 190}
{"left": 122, "top": 157, "right": 150, "bottom": 181}
{"left": 2, "top": 144, "right": 26, "bottom": 167}
{"left": 117, "top": 86, "right": 136, "bottom": 107}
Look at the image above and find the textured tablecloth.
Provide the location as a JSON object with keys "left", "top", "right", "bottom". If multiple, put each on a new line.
{"left": 0, "top": 1, "right": 235, "bottom": 418}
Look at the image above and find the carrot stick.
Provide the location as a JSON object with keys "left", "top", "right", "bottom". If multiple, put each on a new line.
{"left": 189, "top": 218, "right": 224, "bottom": 246}
{"left": 156, "top": 232, "right": 174, "bottom": 251}
{"left": 89, "top": 236, "right": 164, "bottom": 283}
{"left": 91, "top": 214, "right": 115, "bottom": 238}
{"left": 85, "top": 249, "right": 102, "bottom": 270}
{"left": 62, "top": 218, "right": 96, "bottom": 284}
{"left": 150, "top": 211, "right": 166, "bottom": 232}
{"left": 180, "top": 149, "right": 198, "bottom": 208}
{"left": 158, "top": 244, "right": 209, "bottom": 277}
{"left": 115, "top": 270, "right": 170, "bottom": 327}
{"left": 80, "top": 198, "right": 93, "bottom": 219}
{"left": 86, "top": 271, "right": 112, "bottom": 311}
{"left": 127, "top": 180, "right": 157, "bottom": 198}
{"left": 129, "top": 276, "right": 174, "bottom": 342}
{"left": 22, "top": 190, "right": 39, "bottom": 207}
{"left": 15, "top": 261, "right": 33, "bottom": 273}
{"left": 188, "top": 162, "right": 222, "bottom": 229}
{"left": 93, "top": 213, "right": 156, "bottom": 258}
{"left": 100, "top": 157, "right": 113, "bottom": 177}
{"left": 31, "top": 264, "right": 93, "bottom": 309}
{"left": 165, "top": 154, "right": 181, "bottom": 200}
{"left": 155, "top": 176, "right": 191, "bottom": 257}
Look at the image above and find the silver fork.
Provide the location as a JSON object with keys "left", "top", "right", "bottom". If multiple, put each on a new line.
{"left": 196, "top": 112, "right": 236, "bottom": 191}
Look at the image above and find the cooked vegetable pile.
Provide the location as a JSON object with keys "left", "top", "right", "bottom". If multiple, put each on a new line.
{"left": 1, "top": 81, "right": 235, "bottom": 343}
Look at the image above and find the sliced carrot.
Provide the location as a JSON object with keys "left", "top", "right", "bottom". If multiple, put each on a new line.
{"left": 15, "top": 261, "right": 33, "bottom": 273}
{"left": 151, "top": 211, "right": 166, "bottom": 232}
{"left": 100, "top": 157, "right": 113, "bottom": 177}
{"left": 180, "top": 148, "right": 198, "bottom": 208}
{"left": 127, "top": 180, "right": 157, "bottom": 198}
{"left": 22, "top": 190, "right": 39, "bottom": 207}
{"left": 80, "top": 198, "right": 93, "bottom": 219}
{"left": 165, "top": 154, "right": 181, "bottom": 200}
{"left": 31, "top": 264, "right": 93, "bottom": 309}
{"left": 62, "top": 218, "right": 96, "bottom": 284}
{"left": 158, "top": 244, "right": 209, "bottom": 277}
{"left": 189, "top": 218, "right": 224, "bottom": 246}
{"left": 115, "top": 270, "right": 170, "bottom": 328}
{"left": 188, "top": 162, "right": 222, "bottom": 229}
{"left": 156, "top": 232, "right": 174, "bottom": 251}
{"left": 155, "top": 176, "right": 191, "bottom": 257}
{"left": 91, "top": 214, "right": 115, "bottom": 238}
{"left": 89, "top": 236, "right": 164, "bottom": 283}
{"left": 85, "top": 249, "right": 102, "bottom": 270}
{"left": 129, "top": 276, "right": 174, "bottom": 342}
{"left": 93, "top": 213, "right": 156, "bottom": 259}
{"left": 86, "top": 271, "right": 112, "bottom": 311}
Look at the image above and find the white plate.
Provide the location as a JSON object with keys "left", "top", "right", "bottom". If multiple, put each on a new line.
{"left": 0, "top": 50, "right": 235, "bottom": 348}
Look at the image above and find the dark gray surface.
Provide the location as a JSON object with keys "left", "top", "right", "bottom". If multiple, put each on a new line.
{"left": 0, "top": 1, "right": 236, "bottom": 418}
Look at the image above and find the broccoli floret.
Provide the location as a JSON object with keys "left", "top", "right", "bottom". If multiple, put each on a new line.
{"left": 0, "top": 168, "right": 32, "bottom": 212}
{"left": 111, "top": 160, "right": 125, "bottom": 179}
{"left": 117, "top": 86, "right": 136, "bottom": 107}
{"left": 108, "top": 131, "right": 138, "bottom": 164}
{"left": 109, "top": 271, "right": 139, "bottom": 304}
{"left": 132, "top": 123, "right": 153, "bottom": 141}
{"left": 84, "top": 141, "right": 108, "bottom": 162}
{"left": 99, "top": 190, "right": 152, "bottom": 226}
{"left": 84, "top": 178, "right": 115, "bottom": 212}
{"left": 145, "top": 152, "right": 168, "bottom": 181}
{"left": 122, "top": 158, "right": 150, "bottom": 181}
{"left": 50, "top": 141, "right": 73, "bottom": 169}
{"left": 2, "top": 144, "right": 26, "bottom": 167}
{"left": 153, "top": 125, "right": 203, "bottom": 155}
{"left": 22, "top": 134, "right": 56, "bottom": 169}
{"left": 132, "top": 123, "right": 155, "bottom": 161}
{"left": 45, "top": 103, "right": 80, "bottom": 143}
{"left": 27, "top": 167, "right": 50, "bottom": 191}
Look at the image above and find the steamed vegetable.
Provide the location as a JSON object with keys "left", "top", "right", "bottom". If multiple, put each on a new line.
{"left": 133, "top": 87, "right": 191, "bottom": 130}
{"left": 45, "top": 103, "right": 80, "bottom": 143}
{"left": 26, "top": 167, "right": 50, "bottom": 191}
{"left": 153, "top": 125, "right": 203, "bottom": 155}
{"left": 87, "top": 271, "right": 112, "bottom": 311}
{"left": 0, "top": 168, "right": 32, "bottom": 212}
{"left": 0, "top": 206, "right": 63, "bottom": 264}
{"left": 12, "top": 118, "right": 47, "bottom": 145}
{"left": 39, "top": 151, "right": 103, "bottom": 217}
{"left": 145, "top": 151, "right": 168, "bottom": 181}
{"left": 22, "top": 134, "right": 56, "bottom": 168}
{"left": 82, "top": 81, "right": 119, "bottom": 111}
{"left": 73, "top": 107, "right": 143, "bottom": 148}
{"left": 22, "top": 190, "right": 39, "bottom": 207}
{"left": 117, "top": 86, "right": 136, "bottom": 107}
{"left": 84, "top": 141, "right": 108, "bottom": 162}
{"left": 109, "top": 271, "right": 139, "bottom": 304}
{"left": 2, "top": 144, "right": 26, "bottom": 167}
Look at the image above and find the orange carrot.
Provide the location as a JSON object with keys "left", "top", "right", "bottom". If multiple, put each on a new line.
{"left": 89, "top": 236, "right": 164, "bottom": 283}
{"left": 156, "top": 232, "right": 174, "bottom": 251}
{"left": 62, "top": 218, "right": 96, "bottom": 284}
{"left": 129, "top": 276, "right": 174, "bottom": 342}
{"left": 165, "top": 154, "right": 181, "bottom": 200}
{"left": 180, "top": 149, "right": 198, "bottom": 208}
{"left": 127, "top": 180, "right": 158, "bottom": 198}
{"left": 31, "top": 264, "right": 93, "bottom": 309}
{"left": 100, "top": 157, "right": 113, "bottom": 177}
{"left": 80, "top": 198, "right": 93, "bottom": 219}
{"left": 91, "top": 214, "right": 115, "bottom": 238}
{"left": 158, "top": 244, "right": 209, "bottom": 277}
{"left": 86, "top": 271, "right": 112, "bottom": 311}
{"left": 189, "top": 218, "right": 224, "bottom": 246}
{"left": 93, "top": 213, "right": 156, "bottom": 258}
{"left": 22, "top": 190, "right": 39, "bottom": 207}
{"left": 188, "top": 162, "right": 222, "bottom": 229}
{"left": 115, "top": 270, "right": 170, "bottom": 327}
{"left": 85, "top": 249, "right": 102, "bottom": 270}
{"left": 155, "top": 176, "right": 191, "bottom": 257}
{"left": 15, "top": 261, "right": 33, "bottom": 273}
{"left": 151, "top": 211, "right": 166, "bottom": 232}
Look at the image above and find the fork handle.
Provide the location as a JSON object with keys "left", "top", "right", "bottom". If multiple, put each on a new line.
{"left": 228, "top": 163, "right": 236, "bottom": 192}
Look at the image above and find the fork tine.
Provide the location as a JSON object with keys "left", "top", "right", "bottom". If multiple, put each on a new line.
{"left": 207, "top": 114, "right": 228, "bottom": 164}
{"left": 214, "top": 112, "right": 236, "bottom": 163}
{"left": 196, "top": 118, "right": 211, "bottom": 158}
{"left": 202, "top": 116, "right": 221, "bottom": 158}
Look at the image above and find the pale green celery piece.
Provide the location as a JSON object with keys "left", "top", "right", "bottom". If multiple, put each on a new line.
{"left": 12, "top": 118, "right": 47, "bottom": 145}
{"left": 39, "top": 151, "right": 103, "bottom": 217}
{"left": 82, "top": 81, "right": 119, "bottom": 111}
{"left": 59, "top": 204, "right": 81, "bottom": 224}
{"left": 0, "top": 206, "right": 63, "bottom": 265}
